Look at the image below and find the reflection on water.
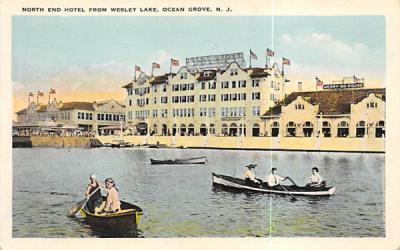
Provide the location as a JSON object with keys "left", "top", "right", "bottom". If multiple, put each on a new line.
{"left": 13, "top": 148, "right": 384, "bottom": 237}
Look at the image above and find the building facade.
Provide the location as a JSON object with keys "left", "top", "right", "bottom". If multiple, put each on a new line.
{"left": 15, "top": 99, "right": 125, "bottom": 134}
{"left": 123, "top": 62, "right": 285, "bottom": 136}
{"left": 260, "top": 88, "right": 386, "bottom": 138}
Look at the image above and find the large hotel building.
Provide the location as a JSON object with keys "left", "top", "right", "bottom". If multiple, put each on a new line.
{"left": 123, "top": 53, "right": 286, "bottom": 137}
{"left": 123, "top": 52, "right": 385, "bottom": 139}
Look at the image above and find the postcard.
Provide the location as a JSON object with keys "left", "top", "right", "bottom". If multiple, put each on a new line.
{"left": 1, "top": 0, "right": 400, "bottom": 249}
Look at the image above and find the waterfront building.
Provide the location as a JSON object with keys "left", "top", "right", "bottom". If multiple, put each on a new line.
{"left": 15, "top": 98, "right": 125, "bottom": 134}
{"left": 123, "top": 59, "right": 285, "bottom": 137}
{"left": 260, "top": 87, "right": 385, "bottom": 138}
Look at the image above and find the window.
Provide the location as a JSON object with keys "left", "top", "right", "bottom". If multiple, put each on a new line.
{"left": 209, "top": 81, "right": 216, "bottom": 89}
{"left": 172, "top": 84, "right": 179, "bottom": 91}
{"left": 208, "top": 108, "right": 216, "bottom": 117}
{"left": 208, "top": 94, "right": 216, "bottom": 102}
{"left": 295, "top": 104, "right": 305, "bottom": 110}
{"left": 239, "top": 80, "right": 246, "bottom": 88}
{"left": 252, "top": 79, "right": 260, "bottom": 87}
{"left": 356, "top": 121, "right": 366, "bottom": 137}
{"left": 252, "top": 106, "right": 260, "bottom": 116}
{"left": 367, "top": 102, "right": 378, "bottom": 108}
{"left": 180, "top": 72, "right": 187, "bottom": 79}
{"left": 376, "top": 120, "right": 385, "bottom": 138}
{"left": 201, "top": 82, "right": 206, "bottom": 90}
{"left": 163, "top": 84, "right": 167, "bottom": 92}
{"left": 154, "top": 97, "right": 157, "bottom": 104}
{"left": 230, "top": 68, "right": 238, "bottom": 76}
{"left": 271, "top": 122, "right": 279, "bottom": 137}
{"left": 322, "top": 121, "right": 331, "bottom": 137}
{"left": 252, "top": 92, "right": 260, "bottom": 100}
{"left": 161, "top": 96, "right": 168, "bottom": 104}
{"left": 199, "top": 94, "right": 207, "bottom": 102}
{"left": 232, "top": 81, "right": 236, "bottom": 88}
{"left": 221, "top": 81, "right": 229, "bottom": 89}
{"left": 337, "top": 121, "right": 349, "bottom": 137}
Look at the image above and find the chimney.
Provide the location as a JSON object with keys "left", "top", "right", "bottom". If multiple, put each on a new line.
{"left": 298, "top": 82, "right": 302, "bottom": 92}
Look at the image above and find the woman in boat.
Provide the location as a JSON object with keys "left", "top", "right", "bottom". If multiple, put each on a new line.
{"left": 307, "top": 167, "right": 326, "bottom": 187}
{"left": 85, "top": 174, "right": 104, "bottom": 212}
{"left": 266, "top": 168, "right": 288, "bottom": 187}
{"left": 243, "top": 164, "right": 261, "bottom": 187}
{"left": 96, "top": 177, "right": 121, "bottom": 214}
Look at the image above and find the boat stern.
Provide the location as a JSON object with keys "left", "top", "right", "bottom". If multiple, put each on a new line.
{"left": 328, "top": 187, "right": 336, "bottom": 195}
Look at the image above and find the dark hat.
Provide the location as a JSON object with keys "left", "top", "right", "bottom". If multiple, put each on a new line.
{"left": 271, "top": 167, "right": 277, "bottom": 171}
{"left": 312, "top": 167, "right": 319, "bottom": 172}
{"left": 245, "top": 164, "right": 257, "bottom": 169}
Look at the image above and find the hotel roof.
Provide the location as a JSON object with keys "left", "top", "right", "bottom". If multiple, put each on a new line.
{"left": 59, "top": 102, "right": 95, "bottom": 111}
{"left": 264, "top": 88, "right": 386, "bottom": 116}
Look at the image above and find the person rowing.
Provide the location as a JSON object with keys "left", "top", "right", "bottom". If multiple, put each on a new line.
{"left": 243, "top": 164, "right": 261, "bottom": 187}
{"left": 85, "top": 174, "right": 104, "bottom": 212}
{"left": 307, "top": 167, "right": 326, "bottom": 187}
{"left": 266, "top": 167, "right": 289, "bottom": 187}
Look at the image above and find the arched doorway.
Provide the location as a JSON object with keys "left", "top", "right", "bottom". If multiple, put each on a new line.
{"left": 286, "top": 121, "right": 296, "bottom": 136}
{"left": 180, "top": 124, "right": 187, "bottom": 136}
{"left": 200, "top": 124, "right": 207, "bottom": 136}
{"left": 252, "top": 124, "right": 260, "bottom": 137}
{"left": 172, "top": 124, "right": 177, "bottom": 136}
{"left": 188, "top": 124, "right": 194, "bottom": 136}
{"left": 221, "top": 124, "right": 228, "bottom": 135}
{"left": 229, "top": 123, "right": 237, "bottom": 136}
{"left": 356, "top": 121, "right": 366, "bottom": 137}
{"left": 162, "top": 124, "right": 167, "bottom": 136}
{"left": 375, "top": 121, "right": 385, "bottom": 138}
{"left": 337, "top": 121, "right": 349, "bottom": 137}
{"left": 209, "top": 124, "right": 215, "bottom": 135}
{"left": 322, "top": 121, "right": 331, "bottom": 137}
{"left": 302, "top": 121, "right": 313, "bottom": 137}
{"left": 271, "top": 121, "right": 279, "bottom": 137}
{"left": 136, "top": 123, "right": 148, "bottom": 135}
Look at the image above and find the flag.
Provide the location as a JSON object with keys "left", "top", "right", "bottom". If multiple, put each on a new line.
{"left": 28, "top": 92, "right": 34, "bottom": 97}
{"left": 37, "top": 91, "right": 44, "bottom": 96}
{"left": 282, "top": 57, "right": 291, "bottom": 65}
{"left": 266, "top": 48, "right": 275, "bottom": 57}
{"left": 135, "top": 65, "right": 141, "bottom": 71}
{"left": 250, "top": 50, "right": 257, "bottom": 60}
{"left": 152, "top": 62, "right": 160, "bottom": 69}
{"left": 171, "top": 58, "right": 179, "bottom": 67}
{"left": 315, "top": 77, "right": 324, "bottom": 86}
{"left": 50, "top": 88, "right": 56, "bottom": 94}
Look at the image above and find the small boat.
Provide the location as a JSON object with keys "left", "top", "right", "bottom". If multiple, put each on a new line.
{"left": 212, "top": 173, "right": 335, "bottom": 196}
{"left": 80, "top": 197, "right": 143, "bottom": 237}
{"left": 148, "top": 143, "right": 168, "bottom": 148}
{"left": 150, "top": 156, "right": 207, "bottom": 165}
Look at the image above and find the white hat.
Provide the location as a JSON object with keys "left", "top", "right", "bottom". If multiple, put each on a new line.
{"left": 90, "top": 174, "right": 96, "bottom": 179}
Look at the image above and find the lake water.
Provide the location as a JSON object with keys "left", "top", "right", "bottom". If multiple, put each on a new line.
{"left": 12, "top": 147, "right": 385, "bottom": 237}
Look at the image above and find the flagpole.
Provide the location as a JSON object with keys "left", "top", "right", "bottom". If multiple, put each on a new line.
{"left": 134, "top": 68, "right": 137, "bottom": 81}
{"left": 151, "top": 65, "right": 154, "bottom": 77}
{"left": 266, "top": 54, "right": 268, "bottom": 68}
{"left": 282, "top": 62, "right": 285, "bottom": 98}
{"left": 249, "top": 50, "right": 252, "bottom": 68}
{"left": 48, "top": 91, "right": 50, "bottom": 104}
{"left": 170, "top": 62, "right": 172, "bottom": 74}
{"left": 37, "top": 93, "right": 39, "bottom": 105}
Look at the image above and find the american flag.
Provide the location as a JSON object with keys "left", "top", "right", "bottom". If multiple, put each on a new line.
{"left": 250, "top": 50, "right": 257, "bottom": 60}
{"left": 50, "top": 88, "right": 56, "bottom": 94}
{"left": 171, "top": 58, "right": 179, "bottom": 67}
{"left": 28, "top": 92, "right": 34, "bottom": 97}
{"left": 282, "top": 57, "right": 291, "bottom": 65}
{"left": 266, "top": 48, "right": 275, "bottom": 57}
{"left": 37, "top": 91, "right": 44, "bottom": 96}
{"left": 152, "top": 62, "right": 160, "bottom": 69}
{"left": 315, "top": 77, "right": 324, "bottom": 87}
{"left": 135, "top": 65, "right": 141, "bottom": 71}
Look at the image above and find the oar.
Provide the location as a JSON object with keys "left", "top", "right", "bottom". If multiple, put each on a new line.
{"left": 286, "top": 177, "right": 298, "bottom": 186}
{"left": 67, "top": 186, "right": 101, "bottom": 218}
{"left": 278, "top": 184, "right": 298, "bottom": 201}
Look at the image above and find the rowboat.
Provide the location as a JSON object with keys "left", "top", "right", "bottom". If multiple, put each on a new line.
{"left": 150, "top": 156, "right": 207, "bottom": 165}
{"left": 80, "top": 197, "right": 143, "bottom": 237}
{"left": 212, "top": 173, "right": 335, "bottom": 196}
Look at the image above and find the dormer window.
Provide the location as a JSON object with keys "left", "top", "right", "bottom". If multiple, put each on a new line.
{"left": 180, "top": 72, "right": 187, "bottom": 79}
{"left": 367, "top": 102, "right": 378, "bottom": 108}
{"left": 295, "top": 104, "right": 304, "bottom": 110}
{"left": 230, "top": 69, "right": 238, "bottom": 76}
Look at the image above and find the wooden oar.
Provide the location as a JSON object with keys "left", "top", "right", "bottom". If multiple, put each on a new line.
{"left": 278, "top": 184, "right": 298, "bottom": 201}
{"left": 286, "top": 177, "right": 299, "bottom": 186}
{"left": 67, "top": 186, "right": 101, "bottom": 218}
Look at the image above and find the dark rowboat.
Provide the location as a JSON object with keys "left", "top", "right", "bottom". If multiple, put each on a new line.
{"left": 80, "top": 196, "right": 143, "bottom": 237}
{"left": 150, "top": 156, "right": 207, "bottom": 165}
{"left": 212, "top": 173, "right": 335, "bottom": 196}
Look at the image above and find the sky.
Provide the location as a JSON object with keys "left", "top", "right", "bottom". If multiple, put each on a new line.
{"left": 12, "top": 16, "right": 386, "bottom": 114}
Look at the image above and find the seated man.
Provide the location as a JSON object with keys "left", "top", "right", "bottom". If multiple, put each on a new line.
{"left": 244, "top": 164, "right": 260, "bottom": 187}
{"left": 266, "top": 167, "right": 288, "bottom": 187}
{"left": 307, "top": 167, "right": 326, "bottom": 187}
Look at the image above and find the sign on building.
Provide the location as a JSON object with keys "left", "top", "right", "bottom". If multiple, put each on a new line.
{"left": 323, "top": 83, "right": 364, "bottom": 90}
{"left": 186, "top": 53, "right": 246, "bottom": 73}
